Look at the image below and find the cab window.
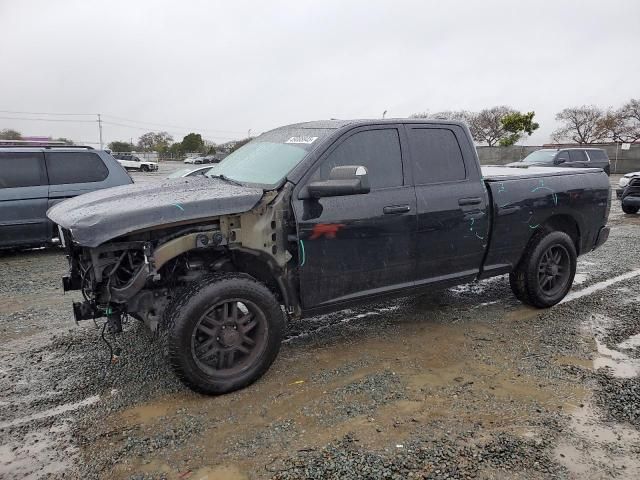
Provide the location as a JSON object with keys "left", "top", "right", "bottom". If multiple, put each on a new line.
{"left": 316, "top": 129, "right": 403, "bottom": 189}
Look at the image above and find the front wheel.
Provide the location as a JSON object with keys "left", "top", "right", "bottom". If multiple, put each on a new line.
{"left": 166, "top": 274, "right": 284, "bottom": 395}
{"left": 141, "top": 165, "right": 149, "bottom": 172}
{"left": 509, "top": 231, "right": 577, "bottom": 308}
{"left": 622, "top": 203, "right": 639, "bottom": 214}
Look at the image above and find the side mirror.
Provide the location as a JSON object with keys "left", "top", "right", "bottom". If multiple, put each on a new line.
{"left": 306, "top": 165, "right": 370, "bottom": 198}
{"left": 554, "top": 157, "right": 566, "bottom": 165}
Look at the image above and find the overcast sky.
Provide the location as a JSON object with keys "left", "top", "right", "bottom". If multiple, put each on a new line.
{"left": 1, "top": 0, "right": 639, "bottom": 146}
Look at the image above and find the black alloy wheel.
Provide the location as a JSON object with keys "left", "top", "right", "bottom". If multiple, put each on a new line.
{"left": 537, "top": 244, "right": 571, "bottom": 297}
{"left": 191, "top": 299, "right": 267, "bottom": 377}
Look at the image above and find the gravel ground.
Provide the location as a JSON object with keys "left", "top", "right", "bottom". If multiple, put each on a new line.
{"left": 1, "top": 175, "right": 639, "bottom": 479}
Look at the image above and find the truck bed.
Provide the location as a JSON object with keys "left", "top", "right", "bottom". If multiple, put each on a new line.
{"left": 482, "top": 165, "right": 603, "bottom": 181}
{"left": 479, "top": 165, "right": 610, "bottom": 278}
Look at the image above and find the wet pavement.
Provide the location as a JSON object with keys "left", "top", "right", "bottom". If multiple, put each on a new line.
{"left": 0, "top": 175, "right": 639, "bottom": 479}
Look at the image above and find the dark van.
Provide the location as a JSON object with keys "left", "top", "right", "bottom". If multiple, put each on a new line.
{"left": 0, "top": 146, "right": 132, "bottom": 250}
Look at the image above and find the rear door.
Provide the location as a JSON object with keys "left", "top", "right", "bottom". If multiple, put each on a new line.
{"left": 293, "top": 125, "right": 417, "bottom": 309}
{"left": 0, "top": 151, "right": 50, "bottom": 247}
{"left": 45, "top": 151, "right": 112, "bottom": 233}
{"left": 46, "top": 150, "right": 110, "bottom": 200}
{"left": 407, "top": 124, "right": 489, "bottom": 285}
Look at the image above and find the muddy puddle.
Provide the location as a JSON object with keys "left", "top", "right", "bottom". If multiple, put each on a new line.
{"left": 555, "top": 402, "right": 640, "bottom": 478}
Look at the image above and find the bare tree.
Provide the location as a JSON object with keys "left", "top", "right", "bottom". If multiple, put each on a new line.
{"left": 618, "top": 99, "right": 640, "bottom": 142}
{"left": 596, "top": 109, "right": 636, "bottom": 143}
{"left": 411, "top": 110, "right": 473, "bottom": 122}
{"left": 432, "top": 110, "right": 474, "bottom": 123}
{"left": 552, "top": 106, "right": 606, "bottom": 144}
{"left": 410, "top": 107, "right": 532, "bottom": 146}
{"left": 471, "top": 106, "right": 516, "bottom": 146}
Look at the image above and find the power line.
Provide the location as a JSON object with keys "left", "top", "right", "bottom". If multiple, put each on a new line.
{"left": 0, "top": 109, "right": 95, "bottom": 116}
{"left": 101, "top": 120, "right": 236, "bottom": 141}
{"left": 0, "top": 109, "right": 246, "bottom": 135}
{"left": 0, "top": 115, "right": 96, "bottom": 123}
{"left": 0, "top": 109, "right": 247, "bottom": 143}
{"left": 101, "top": 114, "right": 246, "bottom": 135}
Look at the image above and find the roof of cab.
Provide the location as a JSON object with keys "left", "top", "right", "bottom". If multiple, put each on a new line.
{"left": 270, "top": 118, "right": 468, "bottom": 132}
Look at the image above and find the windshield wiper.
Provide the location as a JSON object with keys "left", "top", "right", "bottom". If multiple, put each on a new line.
{"left": 208, "top": 174, "right": 244, "bottom": 186}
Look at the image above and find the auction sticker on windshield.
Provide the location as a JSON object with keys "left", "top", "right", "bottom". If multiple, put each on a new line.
{"left": 285, "top": 136, "right": 318, "bottom": 144}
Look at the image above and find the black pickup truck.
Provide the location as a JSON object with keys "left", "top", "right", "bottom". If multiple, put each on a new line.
{"left": 48, "top": 119, "right": 611, "bottom": 394}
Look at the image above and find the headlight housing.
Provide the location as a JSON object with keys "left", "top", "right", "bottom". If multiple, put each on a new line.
{"left": 620, "top": 177, "right": 630, "bottom": 188}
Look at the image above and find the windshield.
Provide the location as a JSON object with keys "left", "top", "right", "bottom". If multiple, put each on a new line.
{"left": 206, "top": 127, "right": 333, "bottom": 187}
{"left": 521, "top": 150, "right": 557, "bottom": 164}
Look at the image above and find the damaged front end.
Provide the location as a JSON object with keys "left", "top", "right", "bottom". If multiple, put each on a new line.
{"left": 59, "top": 185, "right": 300, "bottom": 332}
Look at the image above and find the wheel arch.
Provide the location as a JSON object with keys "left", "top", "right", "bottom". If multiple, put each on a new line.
{"left": 516, "top": 214, "right": 581, "bottom": 269}
{"left": 539, "top": 214, "right": 581, "bottom": 255}
{"left": 229, "top": 248, "right": 296, "bottom": 312}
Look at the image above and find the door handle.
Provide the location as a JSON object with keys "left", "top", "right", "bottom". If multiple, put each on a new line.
{"left": 458, "top": 197, "right": 482, "bottom": 206}
{"left": 383, "top": 205, "right": 411, "bottom": 214}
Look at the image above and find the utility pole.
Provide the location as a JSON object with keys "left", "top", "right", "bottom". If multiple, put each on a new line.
{"left": 97, "top": 113, "right": 104, "bottom": 149}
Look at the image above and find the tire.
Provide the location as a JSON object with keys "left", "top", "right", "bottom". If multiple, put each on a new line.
{"left": 509, "top": 271, "right": 530, "bottom": 304}
{"left": 509, "top": 230, "right": 577, "bottom": 308}
{"left": 141, "top": 165, "right": 149, "bottom": 172}
{"left": 166, "top": 273, "right": 284, "bottom": 395}
{"left": 622, "top": 203, "right": 639, "bottom": 214}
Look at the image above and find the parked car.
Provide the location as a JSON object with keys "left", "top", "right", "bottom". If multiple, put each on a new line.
{"left": 616, "top": 171, "right": 640, "bottom": 198}
{"left": 0, "top": 146, "right": 132, "bottom": 250}
{"left": 49, "top": 119, "right": 610, "bottom": 395}
{"left": 621, "top": 177, "right": 640, "bottom": 214}
{"left": 506, "top": 148, "right": 611, "bottom": 175}
{"left": 166, "top": 166, "right": 212, "bottom": 178}
{"left": 184, "top": 156, "right": 204, "bottom": 164}
{"left": 113, "top": 153, "right": 158, "bottom": 172}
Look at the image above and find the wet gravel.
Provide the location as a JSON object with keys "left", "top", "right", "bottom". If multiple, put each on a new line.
{"left": 595, "top": 374, "right": 640, "bottom": 427}
{"left": 270, "top": 433, "right": 566, "bottom": 480}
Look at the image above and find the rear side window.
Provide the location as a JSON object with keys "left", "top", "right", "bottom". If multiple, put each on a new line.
{"left": 568, "top": 150, "right": 588, "bottom": 162}
{"left": 0, "top": 152, "right": 46, "bottom": 188}
{"left": 46, "top": 151, "right": 109, "bottom": 184}
{"left": 587, "top": 150, "right": 608, "bottom": 161}
{"left": 319, "top": 129, "right": 403, "bottom": 189}
{"left": 408, "top": 128, "right": 466, "bottom": 184}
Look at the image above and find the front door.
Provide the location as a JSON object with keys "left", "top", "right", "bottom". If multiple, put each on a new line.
{"left": 0, "top": 152, "right": 50, "bottom": 248}
{"left": 293, "top": 126, "right": 417, "bottom": 310}
{"left": 406, "top": 125, "right": 489, "bottom": 284}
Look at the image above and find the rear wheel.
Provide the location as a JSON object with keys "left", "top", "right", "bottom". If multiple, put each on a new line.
{"left": 622, "top": 203, "right": 639, "bottom": 214}
{"left": 509, "top": 231, "right": 576, "bottom": 308}
{"left": 166, "top": 274, "right": 284, "bottom": 395}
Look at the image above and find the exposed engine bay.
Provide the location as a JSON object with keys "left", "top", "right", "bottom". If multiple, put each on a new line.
{"left": 61, "top": 186, "right": 299, "bottom": 332}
